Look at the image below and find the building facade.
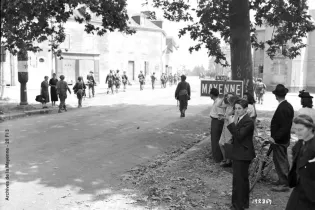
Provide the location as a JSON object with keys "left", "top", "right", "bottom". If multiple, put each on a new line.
{"left": 253, "top": 9, "right": 315, "bottom": 92}
{"left": 1, "top": 11, "right": 178, "bottom": 88}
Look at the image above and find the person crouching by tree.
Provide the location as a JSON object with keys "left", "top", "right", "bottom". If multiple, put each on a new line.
{"left": 56, "top": 75, "right": 71, "bottom": 113}
{"left": 122, "top": 71, "right": 128, "bottom": 92}
{"left": 227, "top": 99, "right": 255, "bottom": 210}
{"left": 209, "top": 88, "right": 225, "bottom": 163}
{"left": 73, "top": 76, "right": 86, "bottom": 108}
{"left": 175, "top": 75, "right": 191, "bottom": 118}
{"left": 114, "top": 70, "right": 121, "bottom": 93}
{"left": 138, "top": 71, "right": 145, "bottom": 91}
{"left": 255, "top": 78, "right": 266, "bottom": 104}
{"left": 41, "top": 76, "right": 50, "bottom": 108}
{"left": 151, "top": 72, "right": 156, "bottom": 90}
{"left": 106, "top": 70, "right": 114, "bottom": 94}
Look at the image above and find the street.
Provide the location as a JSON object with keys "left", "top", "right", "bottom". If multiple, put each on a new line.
{"left": 0, "top": 78, "right": 211, "bottom": 210}
{"left": 0, "top": 77, "right": 307, "bottom": 210}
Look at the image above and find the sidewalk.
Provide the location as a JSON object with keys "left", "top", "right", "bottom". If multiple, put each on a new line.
{"left": 0, "top": 81, "right": 173, "bottom": 122}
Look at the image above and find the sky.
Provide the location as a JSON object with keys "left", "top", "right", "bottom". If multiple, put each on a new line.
{"left": 126, "top": 0, "right": 210, "bottom": 70}
{"left": 125, "top": 0, "right": 315, "bottom": 70}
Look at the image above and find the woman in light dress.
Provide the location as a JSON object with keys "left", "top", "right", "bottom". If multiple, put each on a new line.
{"left": 219, "top": 93, "right": 239, "bottom": 167}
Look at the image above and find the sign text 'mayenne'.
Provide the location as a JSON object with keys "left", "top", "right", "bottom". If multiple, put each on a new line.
{"left": 200, "top": 80, "right": 243, "bottom": 97}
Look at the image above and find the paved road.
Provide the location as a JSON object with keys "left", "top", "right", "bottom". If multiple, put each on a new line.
{"left": 0, "top": 77, "right": 306, "bottom": 210}
{"left": 0, "top": 80, "right": 211, "bottom": 210}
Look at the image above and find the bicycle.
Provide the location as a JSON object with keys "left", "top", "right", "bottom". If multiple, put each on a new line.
{"left": 249, "top": 136, "right": 274, "bottom": 192}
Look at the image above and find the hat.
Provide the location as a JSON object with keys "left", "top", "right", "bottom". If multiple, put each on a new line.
{"left": 90, "top": 71, "right": 93, "bottom": 73}
{"left": 180, "top": 74, "right": 186, "bottom": 80}
{"left": 257, "top": 78, "right": 262, "bottom": 82}
{"left": 298, "top": 90, "right": 313, "bottom": 98}
{"left": 272, "top": 84, "right": 288, "bottom": 96}
{"left": 210, "top": 88, "right": 219, "bottom": 96}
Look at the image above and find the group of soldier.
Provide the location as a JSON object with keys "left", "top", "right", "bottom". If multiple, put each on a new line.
{"left": 159, "top": 73, "right": 181, "bottom": 88}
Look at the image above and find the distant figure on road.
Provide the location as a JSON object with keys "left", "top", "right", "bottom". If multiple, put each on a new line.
{"left": 106, "top": 70, "right": 115, "bottom": 94}
{"left": 168, "top": 73, "right": 173, "bottom": 86}
{"left": 138, "top": 71, "right": 145, "bottom": 91}
{"left": 160, "top": 73, "right": 165, "bottom": 88}
{"left": 175, "top": 75, "right": 191, "bottom": 118}
{"left": 73, "top": 76, "right": 86, "bottom": 108}
{"left": 114, "top": 70, "right": 121, "bottom": 93}
{"left": 173, "top": 73, "right": 178, "bottom": 85}
{"left": 87, "top": 71, "right": 96, "bottom": 98}
{"left": 209, "top": 88, "right": 225, "bottom": 163}
{"left": 122, "top": 71, "right": 128, "bottom": 92}
{"left": 56, "top": 75, "right": 71, "bottom": 113}
{"left": 151, "top": 72, "right": 156, "bottom": 90}
{"left": 297, "top": 90, "right": 315, "bottom": 123}
{"left": 49, "top": 73, "right": 58, "bottom": 106}
{"left": 254, "top": 78, "right": 266, "bottom": 104}
{"left": 41, "top": 76, "right": 50, "bottom": 108}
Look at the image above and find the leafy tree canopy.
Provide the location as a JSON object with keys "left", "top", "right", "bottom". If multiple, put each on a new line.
{"left": 143, "top": 0, "right": 315, "bottom": 66}
{"left": 0, "top": 0, "right": 135, "bottom": 57}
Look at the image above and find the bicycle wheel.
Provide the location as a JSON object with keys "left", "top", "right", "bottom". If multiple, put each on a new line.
{"left": 249, "top": 156, "right": 263, "bottom": 192}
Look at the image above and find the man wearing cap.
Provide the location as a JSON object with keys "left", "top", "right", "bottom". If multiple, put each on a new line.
{"left": 56, "top": 75, "right": 71, "bottom": 113}
{"left": 297, "top": 90, "right": 315, "bottom": 123}
{"left": 209, "top": 88, "right": 225, "bottom": 163}
{"left": 175, "top": 75, "right": 191, "bottom": 117}
{"left": 270, "top": 84, "right": 294, "bottom": 192}
{"left": 87, "top": 71, "right": 96, "bottom": 98}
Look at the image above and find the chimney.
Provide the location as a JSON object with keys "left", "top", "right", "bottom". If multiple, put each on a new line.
{"left": 131, "top": 15, "right": 141, "bottom": 25}
{"left": 151, "top": 20, "right": 163, "bottom": 29}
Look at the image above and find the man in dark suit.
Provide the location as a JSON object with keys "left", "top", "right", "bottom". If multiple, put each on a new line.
{"left": 227, "top": 99, "right": 255, "bottom": 210}
{"left": 270, "top": 84, "right": 294, "bottom": 192}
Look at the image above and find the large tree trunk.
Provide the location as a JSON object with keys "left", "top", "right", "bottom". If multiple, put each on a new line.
{"left": 229, "top": 0, "right": 254, "bottom": 96}
{"left": 17, "top": 49, "right": 28, "bottom": 105}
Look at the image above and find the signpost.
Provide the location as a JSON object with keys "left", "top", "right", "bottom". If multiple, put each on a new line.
{"left": 200, "top": 79, "right": 243, "bottom": 97}
{"left": 215, "top": 75, "right": 228, "bottom": 81}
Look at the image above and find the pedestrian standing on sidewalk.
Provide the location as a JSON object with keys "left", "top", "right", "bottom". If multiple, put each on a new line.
{"left": 219, "top": 93, "right": 238, "bottom": 168}
{"left": 41, "top": 76, "right": 50, "bottom": 108}
{"left": 106, "top": 70, "right": 115, "bottom": 94}
{"left": 227, "top": 99, "right": 255, "bottom": 210}
{"left": 297, "top": 90, "right": 315, "bottom": 123}
{"left": 87, "top": 71, "right": 96, "bottom": 98}
{"left": 209, "top": 88, "right": 225, "bottom": 163}
{"left": 175, "top": 75, "right": 191, "bottom": 118}
{"left": 138, "top": 71, "right": 145, "bottom": 91}
{"left": 73, "top": 76, "right": 86, "bottom": 108}
{"left": 56, "top": 75, "right": 71, "bottom": 113}
{"left": 285, "top": 115, "right": 315, "bottom": 210}
{"left": 269, "top": 84, "right": 294, "bottom": 192}
{"left": 151, "top": 72, "right": 156, "bottom": 90}
{"left": 122, "top": 71, "right": 128, "bottom": 92}
{"left": 49, "top": 73, "right": 58, "bottom": 106}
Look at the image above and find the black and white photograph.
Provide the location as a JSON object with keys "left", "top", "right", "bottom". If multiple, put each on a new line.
{"left": 1, "top": 0, "right": 315, "bottom": 209}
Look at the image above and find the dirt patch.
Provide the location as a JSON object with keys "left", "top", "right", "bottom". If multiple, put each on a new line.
{"left": 120, "top": 114, "right": 295, "bottom": 210}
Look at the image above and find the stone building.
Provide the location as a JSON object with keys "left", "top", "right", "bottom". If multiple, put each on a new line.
{"left": 253, "top": 8, "right": 315, "bottom": 92}
{"left": 1, "top": 10, "right": 178, "bottom": 88}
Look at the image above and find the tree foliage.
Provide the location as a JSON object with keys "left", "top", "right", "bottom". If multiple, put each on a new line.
{"left": 0, "top": 0, "right": 135, "bottom": 57}
{"left": 144, "top": 0, "right": 315, "bottom": 67}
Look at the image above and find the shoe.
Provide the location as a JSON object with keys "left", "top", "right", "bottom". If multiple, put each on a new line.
{"left": 271, "top": 185, "right": 290, "bottom": 192}
{"left": 58, "top": 110, "right": 62, "bottom": 113}
{"left": 220, "top": 160, "right": 227, "bottom": 167}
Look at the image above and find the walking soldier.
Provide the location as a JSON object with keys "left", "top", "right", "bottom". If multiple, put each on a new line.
{"left": 151, "top": 72, "right": 156, "bottom": 90}
{"left": 106, "top": 70, "right": 115, "bottom": 94}
{"left": 122, "top": 71, "right": 128, "bottom": 92}
{"left": 73, "top": 76, "right": 86, "bottom": 108}
{"left": 56, "top": 75, "right": 71, "bottom": 113}
{"left": 87, "top": 71, "right": 96, "bottom": 98}
{"left": 138, "top": 71, "right": 145, "bottom": 91}
{"left": 114, "top": 70, "right": 121, "bottom": 93}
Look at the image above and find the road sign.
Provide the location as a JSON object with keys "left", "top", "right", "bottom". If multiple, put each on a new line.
{"left": 215, "top": 75, "right": 228, "bottom": 81}
{"left": 200, "top": 80, "right": 243, "bottom": 97}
